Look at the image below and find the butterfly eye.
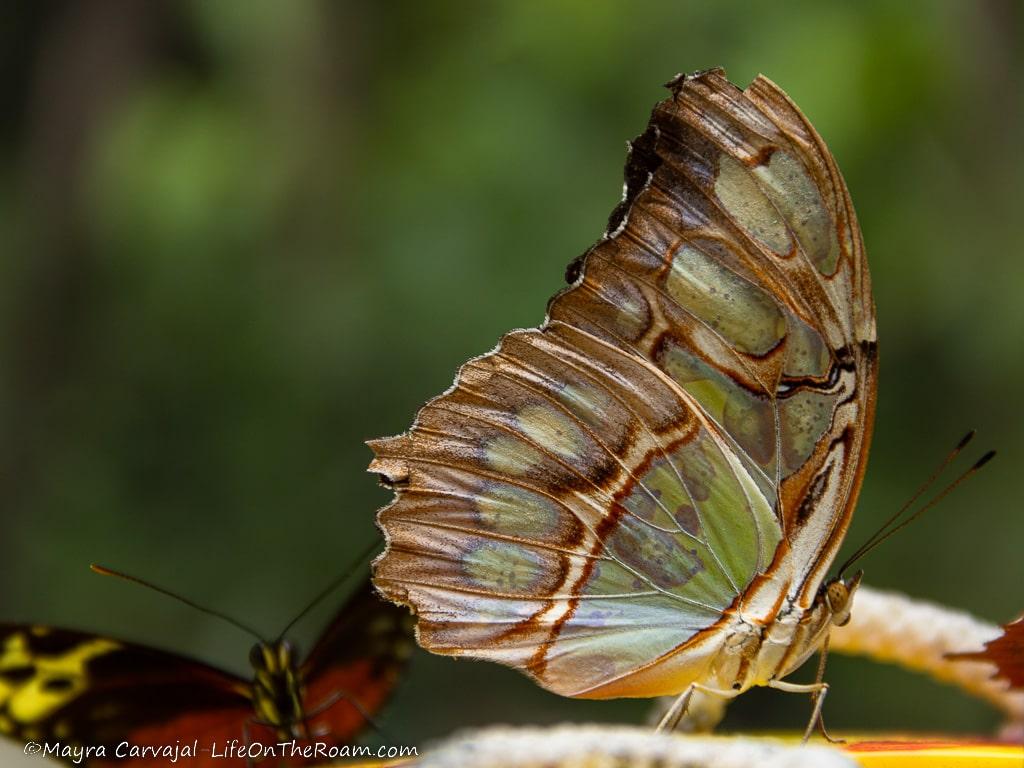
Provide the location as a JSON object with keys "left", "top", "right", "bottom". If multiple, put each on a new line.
{"left": 278, "top": 640, "right": 298, "bottom": 668}
{"left": 825, "top": 575, "right": 859, "bottom": 627}
{"left": 826, "top": 581, "right": 849, "bottom": 610}
{"left": 249, "top": 644, "right": 266, "bottom": 670}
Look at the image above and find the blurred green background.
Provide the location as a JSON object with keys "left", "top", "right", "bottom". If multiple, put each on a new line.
{"left": 2, "top": 0, "right": 1022, "bottom": 759}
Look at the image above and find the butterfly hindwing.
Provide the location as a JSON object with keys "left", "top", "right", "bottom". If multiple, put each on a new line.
{"left": 299, "top": 581, "right": 413, "bottom": 742}
{"left": 371, "top": 69, "right": 876, "bottom": 698}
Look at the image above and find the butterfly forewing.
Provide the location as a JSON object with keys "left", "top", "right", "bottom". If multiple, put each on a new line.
{"left": 0, "top": 623, "right": 251, "bottom": 765}
{"left": 371, "top": 69, "right": 876, "bottom": 699}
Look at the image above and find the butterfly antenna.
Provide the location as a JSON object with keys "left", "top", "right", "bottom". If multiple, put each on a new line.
{"left": 90, "top": 564, "right": 267, "bottom": 644}
{"left": 274, "top": 538, "right": 382, "bottom": 643}
{"left": 838, "top": 440, "right": 994, "bottom": 576}
{"left": 861, "top": 450, "right": 994, "bottom": 550}
{"left": 837, "top": 430, "right": 974, "bottom": 576}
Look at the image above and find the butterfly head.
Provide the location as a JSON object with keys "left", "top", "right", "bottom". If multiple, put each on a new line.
{"left": 249, "top": 639, "right": 298, "bottom": 677}
{"left": 822, "top": 570, "right": 863, "bottom": 628}
{"left": 249, "top": 640, "right": 306, "bottom": 735}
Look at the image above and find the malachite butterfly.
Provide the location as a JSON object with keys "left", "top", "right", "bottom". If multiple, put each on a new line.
{"left": 0, "top": 580, "right": 412, "bottom": 766}
{"left": 369, "top": 68, "right": 877, "bottom": 726}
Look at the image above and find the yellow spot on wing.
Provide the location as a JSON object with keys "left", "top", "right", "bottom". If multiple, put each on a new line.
{"left": 1, "top": 632, "right": 121, "bottom": 724}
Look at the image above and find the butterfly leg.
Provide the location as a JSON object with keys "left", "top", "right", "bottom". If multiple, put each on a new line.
{"left": 812, "top": 632, "right": 843, "bottom": 744}
{"left": 307, "top": 687, "right": 383, "bottom": 735}
{"left": 241, "top": 719, "right": 256, "bottom": 768}
{"left": 767, "top": 679, "right": 837, "bottom": 744}
{"left": 655, "top": 683, "right": 735, "bottom": 733}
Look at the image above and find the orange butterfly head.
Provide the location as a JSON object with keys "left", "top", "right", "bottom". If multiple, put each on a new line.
{"left": 249, "top": 639, "right": 307, "bottom": 740}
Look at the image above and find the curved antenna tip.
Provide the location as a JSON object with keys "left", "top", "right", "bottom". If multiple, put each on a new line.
{"left": 956, "top": 430, "right": 976, "bottom": 450}
{"left": 974, "top": 450, "right": 996, "bottom": 469}
{"left": 88, "top": 561, "right": 267, "bottom": 644}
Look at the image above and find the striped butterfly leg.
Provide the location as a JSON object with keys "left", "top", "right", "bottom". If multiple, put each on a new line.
{"left": 303, "top": 687, "right": 382, "bottom": 738}
{"left": 768, "top": 679, "right": 833, "bottom": 744}
{"left": 657, "top": 639, "right": 843, "bottom": 741}
{"left": 770, "top": 632, "right": 841, "bottom": 746}
{"left": 649, "top": 689, "right": 729, "bottom": 733}
{"left": 242, "top": 718, "right": 257, "bottom": 768}
{"left": 654, "top": 683, "right": 737, "bottom": 733}
{"left": 769, "top": 629, "right": 844, "bottom": 745}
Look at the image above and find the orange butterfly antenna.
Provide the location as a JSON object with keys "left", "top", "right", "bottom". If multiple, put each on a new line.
{"left": 837, "top": 431, "right": 995, "bottom": 577}
{"left": 94, "top": 539, "right": 383, "bottom": 645}
{"left": 90, "top": 563, "right": 268, "bottom": 644}
{"left": 94, "top": 540, "right": 382, "bottom": 651}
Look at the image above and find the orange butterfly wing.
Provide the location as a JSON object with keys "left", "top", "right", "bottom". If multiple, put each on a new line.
{"left": 0, "top": 581, "right": 411, "bottom": 766}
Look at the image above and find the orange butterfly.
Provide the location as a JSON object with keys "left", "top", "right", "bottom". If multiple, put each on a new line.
{"left": 0, "top": 579, "right": 411, "bottom": 766}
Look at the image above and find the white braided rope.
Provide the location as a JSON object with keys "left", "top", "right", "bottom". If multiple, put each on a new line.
{"left": 413, "top": 725, "right": 856, "bottom": 768}
{"left": 831, "top": 585, "right": 1024, "bottom": 722}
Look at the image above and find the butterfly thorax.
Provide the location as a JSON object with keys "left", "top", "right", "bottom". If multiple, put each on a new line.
{"left": 249, "top": 640, "right": 308, "bottom": 739}
{"left": 713, "top": 573, "right": 861, "bottom": 694}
